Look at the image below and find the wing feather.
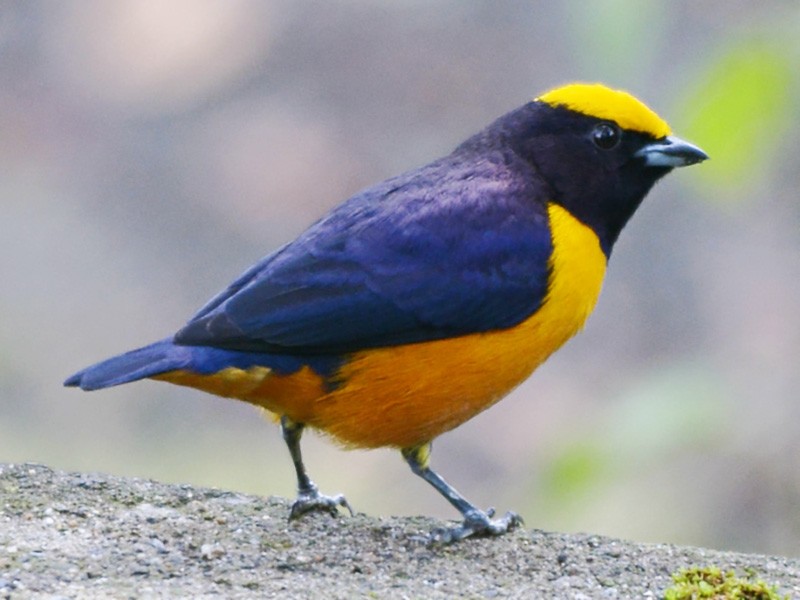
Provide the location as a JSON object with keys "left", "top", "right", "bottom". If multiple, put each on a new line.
{"left": 175, "top": 152, "right": 553, "bottom": 354}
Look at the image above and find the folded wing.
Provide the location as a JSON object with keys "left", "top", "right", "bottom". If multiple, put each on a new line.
{"left": 176, "top": 154, "right": 553, "bottom": 355}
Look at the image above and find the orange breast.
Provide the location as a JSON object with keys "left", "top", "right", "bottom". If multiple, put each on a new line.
{"left": 155, "top": 203, "right": 607, "bottom": 450}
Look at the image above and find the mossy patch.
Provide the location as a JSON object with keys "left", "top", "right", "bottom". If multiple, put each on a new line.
{"left": 664, "top": 566, "right": 787, "bottom": 599}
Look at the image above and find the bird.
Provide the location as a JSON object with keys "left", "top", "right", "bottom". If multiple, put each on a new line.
{"left": 66, "top": 83, "right": 707, "bottom": 543}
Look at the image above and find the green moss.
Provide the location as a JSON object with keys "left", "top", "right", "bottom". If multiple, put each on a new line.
{"left": 664, "top": 566, "right": 787, "bottom": 600}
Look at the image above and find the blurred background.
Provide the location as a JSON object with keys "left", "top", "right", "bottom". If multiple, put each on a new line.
{"left": 2, "top": 0, "right": 799, "bottom": 556}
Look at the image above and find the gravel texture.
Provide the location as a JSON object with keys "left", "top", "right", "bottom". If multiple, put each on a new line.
{"left": 1, "top": 463, "right": 799, "bottom": 599}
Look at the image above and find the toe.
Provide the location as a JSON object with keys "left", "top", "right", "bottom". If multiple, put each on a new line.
{"left": 429, "top": 508, "right": 523, "bottom": 545}
{"left": 288, "top": 490, "right": 353, "bottom": 521}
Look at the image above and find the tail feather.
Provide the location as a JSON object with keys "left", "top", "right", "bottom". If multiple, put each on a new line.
{"left": 66, "top": 338, "right": 344, "bottom": 392}
{"left": 64, "top": 339, "right": 189, "bottom": 391}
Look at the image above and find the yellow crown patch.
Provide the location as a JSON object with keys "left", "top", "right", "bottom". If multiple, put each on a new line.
{"left": 537, "top": 83, "right": 671, "bottom": 139}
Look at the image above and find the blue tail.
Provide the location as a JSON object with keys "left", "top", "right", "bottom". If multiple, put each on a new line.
{"left": 65, "top": 339, "right": 345, "bottom": 391}
{"left": 64, "top": 338, "right": 191, "bottom": 391}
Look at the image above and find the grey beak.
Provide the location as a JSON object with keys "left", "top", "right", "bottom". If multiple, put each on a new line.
{"left": 636, "top": 135, "right": 708, "bottom": 168}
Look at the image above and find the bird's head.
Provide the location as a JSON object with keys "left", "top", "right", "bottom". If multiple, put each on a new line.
{"left": 499, "top": 83, "right": 707, "bottom": 256}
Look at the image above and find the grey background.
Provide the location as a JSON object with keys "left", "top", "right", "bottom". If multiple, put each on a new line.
{"left": 2, "top": 1, "right": 799, "bottom": 556}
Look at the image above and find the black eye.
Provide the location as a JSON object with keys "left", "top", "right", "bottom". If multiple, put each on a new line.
{"left": 592, "top": 123, "right": 621, "bottom": 150}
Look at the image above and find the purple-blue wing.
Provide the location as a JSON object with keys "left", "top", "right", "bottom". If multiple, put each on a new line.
{"left": 175, "top": 153, "right": 553, "bottom": 355}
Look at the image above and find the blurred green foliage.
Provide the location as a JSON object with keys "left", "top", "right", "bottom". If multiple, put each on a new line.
{"left": 538, "top": 362, "right": 728, "bottom": 511}
{"left": 678, "top": 39, "right": 796, "bottom": 199}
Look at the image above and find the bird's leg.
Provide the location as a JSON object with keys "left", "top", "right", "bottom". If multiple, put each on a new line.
{"left": 402, "top": 443, "right": 523, "bottom": 544}
{"left": 280, "top": 415, "right": 353, "bottom": 520}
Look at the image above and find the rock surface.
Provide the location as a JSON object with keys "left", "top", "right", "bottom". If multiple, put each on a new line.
{"left": 1, "top": 463, "right": 798, "bottom": 598}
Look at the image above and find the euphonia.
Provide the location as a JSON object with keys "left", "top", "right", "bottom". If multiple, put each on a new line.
{"left": 66, "top": 83, "right": 707, "bottom": 543}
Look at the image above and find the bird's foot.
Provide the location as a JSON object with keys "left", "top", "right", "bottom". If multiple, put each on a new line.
{"left": 430, "top": 507, "right": 523, "bottom": 545}
{"left": 288, "top": 485, "right": 354, "bottom": 521}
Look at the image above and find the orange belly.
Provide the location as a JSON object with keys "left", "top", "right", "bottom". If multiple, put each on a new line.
{"left": 154, "top": 203, "right": 607, "bottom": 449}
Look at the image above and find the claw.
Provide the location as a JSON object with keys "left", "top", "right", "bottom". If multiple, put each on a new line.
{"left": 402, "top": 444, "right": 525, "bottom": 545}
{"left": 281, "top": 416, "right": 355, "bottom": 522}
{"left": 430, "top": 509, "right": 523, "bottom": 545}
{"left": 288, "top": 485, "right": 354, "bottom": 521}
